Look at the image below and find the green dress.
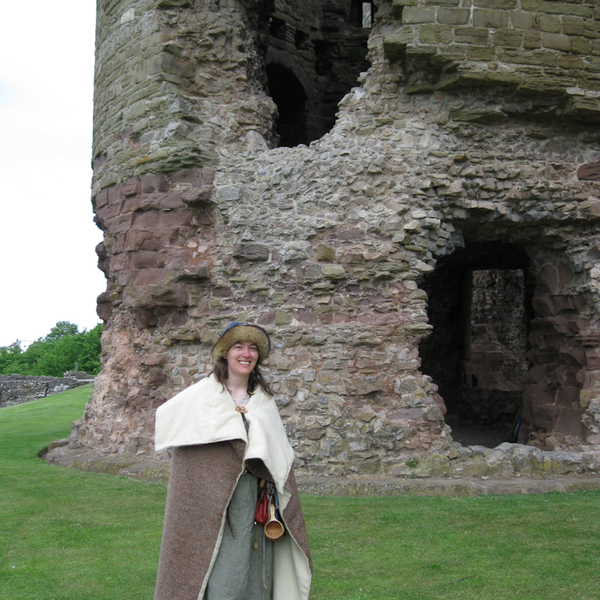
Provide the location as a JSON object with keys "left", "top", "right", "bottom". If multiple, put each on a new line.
{"left": 204, "top": 392, "right": 274, "bottom": 600}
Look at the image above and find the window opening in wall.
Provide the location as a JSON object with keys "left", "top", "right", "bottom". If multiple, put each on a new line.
{"left": 350, "top": 0, "right": 373, "bottom": 28}
{"left": 419, "top": 243, "right": 532, "bottom": 449}
{"left": 362, "top": 2, "right": 373, "bottom": 28}
{"left": 260, "top": 2, "right": 371, "bottom": 147}
{"left": 266, "top": 63, "right": 307, "bottom": 148}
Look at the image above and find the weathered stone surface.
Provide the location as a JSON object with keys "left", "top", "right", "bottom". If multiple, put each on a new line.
{"left": 578, "top": 163, "right": 600, "bottom": 181}
{"left": 232, "top": 244, "right": 269, "bottom": 262}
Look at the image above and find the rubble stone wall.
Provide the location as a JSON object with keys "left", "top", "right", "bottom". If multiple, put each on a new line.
{"left": 0, "top": 375, "right": 92, "bottom": 408}
{"left": 75, "top": 0, "right": 600, "bottom": 476}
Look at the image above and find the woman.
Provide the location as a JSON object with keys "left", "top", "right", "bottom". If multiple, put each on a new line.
{"left": 154, "top": 322, "right": 312, "bottom": 600}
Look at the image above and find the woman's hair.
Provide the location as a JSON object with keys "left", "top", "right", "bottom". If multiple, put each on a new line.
{"left": 211, "top": 357, "right": 273, "bottom": 396}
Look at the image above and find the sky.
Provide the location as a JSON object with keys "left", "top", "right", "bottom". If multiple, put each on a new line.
{"left": 0, "top": 2, "right": 105, "bottom": 347}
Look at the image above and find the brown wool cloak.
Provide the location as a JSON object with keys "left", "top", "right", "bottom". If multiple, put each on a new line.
{"left": 154, "top": 443, "right": 312, "bottom": 600}
{"left": 153, "top": 376, "right": 312, "bottom": 600}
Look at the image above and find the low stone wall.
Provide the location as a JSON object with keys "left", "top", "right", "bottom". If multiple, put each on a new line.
{"left": 44, "top": 442, "right": 600, "bottom": 496}
{"left": 0, "top": 375, "right": 94, "bottom": 409}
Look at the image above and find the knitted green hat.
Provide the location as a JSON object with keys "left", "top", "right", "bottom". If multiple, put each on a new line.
{"left": 212, "top": 322, "right": 271, "bottom": 363}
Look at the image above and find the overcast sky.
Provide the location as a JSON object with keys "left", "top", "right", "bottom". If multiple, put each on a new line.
{"left": 0, "top": 2, "right": 105, "bottom": 347}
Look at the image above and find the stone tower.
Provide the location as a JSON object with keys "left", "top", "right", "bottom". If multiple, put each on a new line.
{"left": 73, "top": 0, "right": 600, "bottom": 476}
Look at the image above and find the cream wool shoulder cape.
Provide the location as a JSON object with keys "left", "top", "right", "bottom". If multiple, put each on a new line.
{"left": 154, "top": 374, "right": 312, "bottom": 600}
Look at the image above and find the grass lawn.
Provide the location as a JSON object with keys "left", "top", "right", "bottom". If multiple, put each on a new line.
{"left": 1, "top": 387, "right": 599, "bottom": 599}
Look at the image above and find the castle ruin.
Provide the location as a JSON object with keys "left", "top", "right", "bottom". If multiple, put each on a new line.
{"left": 68, "top": 0, "right": 600, "bottom": 477}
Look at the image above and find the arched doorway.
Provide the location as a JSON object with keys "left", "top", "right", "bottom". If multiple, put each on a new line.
{"left": 419, "top": 242, "right": 533, "bottom": 447}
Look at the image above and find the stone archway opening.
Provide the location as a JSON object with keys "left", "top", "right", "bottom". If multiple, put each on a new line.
{"left": 419, "top": 242, "right": 533, "bottom": 448}
{"left": 259, "top": 0, "right": 371, "bottom": 147}
{"left": 266, "top": 63, "right": 308, "bottom": 148}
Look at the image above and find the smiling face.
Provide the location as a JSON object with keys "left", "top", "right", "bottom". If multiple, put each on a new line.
{"left": 225, "top": 340, "right": 259, "bottom": 381}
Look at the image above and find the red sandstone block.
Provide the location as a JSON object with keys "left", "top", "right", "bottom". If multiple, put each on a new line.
{"left": 536, "top": 264, "right": 558, "bottom": 294}
{"left": 114, "top": 269, "right": 133, "bottom": 287}
{"left": 558, "top": 347, "right": 586, "bottom": 366}
{"left": 562, "top": 295, "right": 585, "bottom": 311}
{"left": 122, "top": 195, "right": 142, "bottom": 214}
{"left": 141, "top": 173, "right": 169, "bottom": 194}
{"left": 541, "top": 334, "right": 566, "bottom": 349}
{"left": 374, "top": 314, "right": 401, "bottom": 325}
{"left": 584, "top": 349, "right": 600, "bottom": 370}
{"left": 523, "top": 364, "right": 549, "bottom": 384}
{"left": 212, "top": 287, "right": 232, "bottom": 298}
{"left": 568, "top": 317, "right": 591, "bottom": 334}
{"left": 135, "top": 268, "right": 166, "bottom": 286}
{"left": 130, "top": 251, "right": 164, "bottom": 270}
{"left": 122, "top": 179, "right": 140, "bottom": 197}
{"left": 200, "top": 167, "right": 216, "bottom": 185}
{"left": 556, "top": 386, "right": 581, "bottom": 408}
{"left": 108, "top": 183, "right": 124, "bottom": 203}
{"left": 132, "top": 210, "right": 160, "bottom": 229}
{"left": 579, "top": 332, "right": 600, "bottom": 347}
{"left": 531, "top": 295, "right": 586, "bottom": 317}
{"left": 525, "top": 385, "right": 555, "bottom": 406}
{"left": 96, "top": 200, "right": 124, "bottom": 224}
{"left": 551, "top": 365, "right": 580, "bottom": 387}
{"left": 134, "top": 308, "right": 159, "bottom": 328}
{"left": 527, "top": 347, "right": 558, "bottom": 365}
{"left": 139, "top": 194, "right": 163, "bottom": 211}
{"left": 93, "top": 188, "right": 109, "bottom": 209}
{"left": 111, "top": 233, "right": 129, "bottom": 255}
{"left": 110, "top": 253, "right": 128, "bottom": 272}
{"left": 530, "top": 403, "right": 561, "bottom": 430}
{"left": 543, "top": 316, "right": 571, "bottom": 334}
{"left": 161, "top": 209, "right": 193, "bottom": 229}
{"left": 161, "top": 192, "right": 184, "bottom": 210}
{"left": 257, "top": 310, "right": 277, "bottom": 325}
{"left": 481, "top": 352, "right": 506, "bottom": 366}
{"left": 532, "top": 295, "right": 557, "bottom": 316}
{"left": 149, "top": 368, "right": 168, "bottom": 386}
{"left": 124, "top": 231, "right": 158, "bottom": 252}
{"left": 107, "top": 214, "right": 134, "bottom": 233}
{"left": 334, "top": 313, "right": 351, "bottom": 323}
{"left": 320, "top": 313, "right": 334, "bottom": 324}
{"left": 165, "top": 247, "right": 193, "bottom": 265}
{"left": 555, "top": 408, "right": 584, "bottom": 436}
{"left": 96, "top": 299, "right": 112, "bottom": 322}
{"left": 143, "top": 354, "right": 168, "bottom": 366}
{"left": 557, "top": 262, "right": 574, "bottom": 288}
{"left": 170, "top": 313, "right": 189, "bottom": 327}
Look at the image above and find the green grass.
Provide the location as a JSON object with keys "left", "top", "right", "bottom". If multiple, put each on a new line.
{"left": 0, "top": 386, "right": 166, "bottom": 600}
{"left": 1, "top": 387, "right": 600, "bottom": 600}
{"left": 305, "top": 493, "right": 600, "bottom": 600}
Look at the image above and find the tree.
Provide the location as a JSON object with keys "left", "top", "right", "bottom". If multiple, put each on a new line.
{"left": 0, "top": 322, "right": 103, "bottom": 377}
{"left": 44, "top": 321, "right": 80, "bottom": 342}
{"left": 0, "top": 343, "right": 23, "bottom": 375}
